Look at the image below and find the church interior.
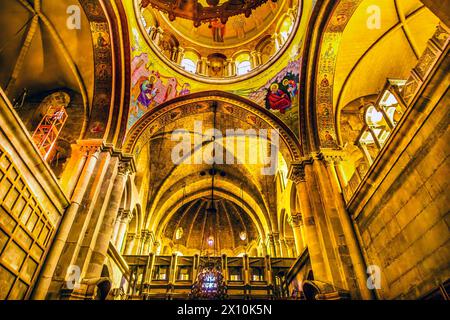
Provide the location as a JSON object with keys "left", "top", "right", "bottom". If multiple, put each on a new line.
{"left": 0, "top": 0, "right": 448, "bottom": 300}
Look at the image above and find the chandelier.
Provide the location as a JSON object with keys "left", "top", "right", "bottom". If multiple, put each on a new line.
{"left": 140, "top": 0, "right": 278, "bottom": 27}
{"left": 190, "top": 259, "right": 227, "bottom": 299}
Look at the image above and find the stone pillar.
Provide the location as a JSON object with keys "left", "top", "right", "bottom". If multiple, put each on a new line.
{"left": 267, "top": 234, "right": 277, "bottom": 257}
{"left": 31, "top": 142, "right": 102, "bottom": 299}
{"left": 320, "top": 151, "right": 375, "bottom": 300}
{"left": 176, "top": 47, "right": 185, "bottom": 64}
{"left": 258, "top": 237, "right": 267, "bottom": 257}
{"left": 124, "top": 233, "right": 137, "bottom": 255}
{"left": 148, "top": 26, "right": 156, "bottom": 39}
{"left": 141, "top": 230, "right": 153, "bottom": 255}
{"left": 83, "top": 159, "right": 133, "bottom": 282}
{"left": 285, "top": 239, "right": 296, "bottom": 258}
{"left": 153, "top": 241, "right": 161, "bottom": 255}
{"left": 114, "top": 210, "right": 133, "bottom": 252}
{"left": 132, "top": 234, "right": 141, "bottom": 255}
{"left": 272, "top": 33, "right": 281, "bottom": 50}
{"left": 288, "top": 161, "right": 329, "bottom": 283}
{"left": 250, "top": 51, "right": 261, "bottom": 69}
{"left": 153, "top": 27, "right": 164, "bottom": 46}
{"left": 289, "top": 213, "right": 305, "bottom": 256}
{"left": 111, "top": 212, "right": 122, "bottom": 245}
{"left": 226, "top": 58, "right": 236, "bottom": 77}
{"left": 243, "top": 254, "right": 250, "bottom": 285}
{"left": 198, "top": 57, "right": 209, "bottom": 76}
{"left": 279, "top": 238, "right": 289, "bottom": 257}
{"left": 335, "top": 161, "right": 348, "bottom": 190}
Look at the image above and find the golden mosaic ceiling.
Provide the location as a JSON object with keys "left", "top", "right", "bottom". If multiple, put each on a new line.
{"left": 135, "top": 0, "right": 301, "bottom": 82}
{"left": 158, "top": 0, "right": 286, "bottom": 49}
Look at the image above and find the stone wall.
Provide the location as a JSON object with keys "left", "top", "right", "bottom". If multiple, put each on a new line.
{"left": 348, "top": 53, "right": 450, "bottom": 299}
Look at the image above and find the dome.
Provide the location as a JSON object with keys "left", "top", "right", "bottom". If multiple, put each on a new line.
{"left": 163, "top": 198, "right": 259, "bottom": 255}
{"left": 135, "top": 0, "right": 301, "bottom": 82}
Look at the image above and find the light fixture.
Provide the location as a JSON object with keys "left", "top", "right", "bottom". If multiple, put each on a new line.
{"left": 175, "top": 227, "right": 184, "bottom": 240}
{"left": 207, "top": 236, "right": 215, "bottom": 247}
{"left": 140, "top": 0, "right": 278, "bottom": 27}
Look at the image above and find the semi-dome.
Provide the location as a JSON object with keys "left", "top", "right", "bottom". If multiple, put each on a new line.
{"left": 162, "top": 198, "right": 259, "bottom": 255}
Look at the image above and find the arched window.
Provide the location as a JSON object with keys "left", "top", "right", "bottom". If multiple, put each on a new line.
{"left": 235, "top": 52, "right": 252, "bottom": 76}
{"left": 236, "top": 60, "right": 251, "bottom": 75}
{"left": 279, "top": 15, "right": 294, "bottom": 43}
{"left": 181, "top": 58, "right": 197, "bottom": 73}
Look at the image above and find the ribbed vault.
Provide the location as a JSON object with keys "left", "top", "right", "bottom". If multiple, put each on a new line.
{"left": 162, "top": 198, "right": 259, "bottom": 254}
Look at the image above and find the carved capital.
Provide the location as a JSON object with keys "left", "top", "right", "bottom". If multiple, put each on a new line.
{"left": 77, "top": 139, "right": 103, "bottom": 156}
{"left": 116, "top": 209, "right": 132, "bottom": 223}
{"left": 288, "top": 163, "right": 306, "bottom": 184}
{"left": 117, "top": 161, "right": 132, "bottom": 176}
{"left": 289, "top": 213, "right": 303, "bottom": 228}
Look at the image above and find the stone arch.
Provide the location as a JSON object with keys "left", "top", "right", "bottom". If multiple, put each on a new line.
{"left": 124, "top": 91, "right": 303, "bottom": 162}
{"left": 79, "top": 0, "right": 131, "bottom": 146}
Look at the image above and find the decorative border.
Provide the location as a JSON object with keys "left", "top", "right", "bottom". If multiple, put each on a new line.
{"left": 314, "top": 0, "right": 362, "bottom": 148}
{"left": 124, "top": 92, "right": 302, "bottom": 161}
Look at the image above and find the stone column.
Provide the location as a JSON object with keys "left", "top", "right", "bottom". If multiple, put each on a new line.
{"left": 288, "top": 161, "right": 329, "bottom": 282}
{"left": 289, "top": 213, "right": 305, "bottom": 256}
{"left": 83, "top": 160, "right": 132, "bottom": 281}
{"left": 258, "top": 236, "right": 267, "bottom": 257}
{"left": 114, "top": 210, "right": 134, "bottom": 252}
{"left": 31, "top": 143, "right": 102, "bottom": 299}
{"left": 141, "top": 230, "right": 153, "bottom": 255}
{"left": 285, "top": 239, "right": 296, "bottom": 258}
{"left": 368, "top": 127, "right": 382, "bottom": 149}
{"left": 198, "top": 57, "right": 209, "bottom": 76}
{"left": 225, "top": 58, "right": 236, "bottom": 77}
{"left": 250, "top": 51, "right": 261, "bottom": 69}
{"left": 243, "top": 254, "right": 250, "bottom": 285}
{"left": 152, "top": 241, "right": 161, "bottom": 255}
{"left": 320, "top": 151, "right": 374, "bottom": 300}
{"left": 148, "top": 26, "right": 156, "bottom": 39}
{"left": 176, "top": 47, "right": 185, "bottom": 64}
{"left": 279, "top": 238, "right": 289, "bottom": 257}
{"left": 153, "top": 27, "right": 164, "bottom": 46}
{"left": 124, "top": 233, "right": 137, "bottom": 255}
{"left": 111, "top": 212, "right": 122, "bottom": 245}
{"left": 272, "top": 33, "right": 281, "bottom": 50}
{"left": 267, "top": 234, "right": 277, "bottom": 257}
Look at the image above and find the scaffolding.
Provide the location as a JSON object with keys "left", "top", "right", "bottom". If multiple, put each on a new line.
{"left": 32, "top": 105, "right": 68, "bottom": 162}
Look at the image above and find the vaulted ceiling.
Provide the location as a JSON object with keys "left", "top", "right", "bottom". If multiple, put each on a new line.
{"left": 0, "top": 0, "right": 94, "bottom": 106}
{"left": 334, "top": 0, "right": 440, "bottom": 113}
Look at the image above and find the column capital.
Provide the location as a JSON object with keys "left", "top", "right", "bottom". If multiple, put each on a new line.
{"left": 76, "top": 139, "right": 103, "bottom": 155}
{"left": 288, "top": 213, "right": 303, "bottom": 228}
{"left": 122, "top": 209, "right": 133, "bottom": 222}
{"left": 118, "top": 160, "right": 133, "bottom": 176}
{"left": 288, "top": 157, "right": 314, "bottom": 184}
{"left": 141, "top": 230, "right": 155, "bottom": 243}
{"left": 288, "top": 163, "right": 305, "bottom": 184}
